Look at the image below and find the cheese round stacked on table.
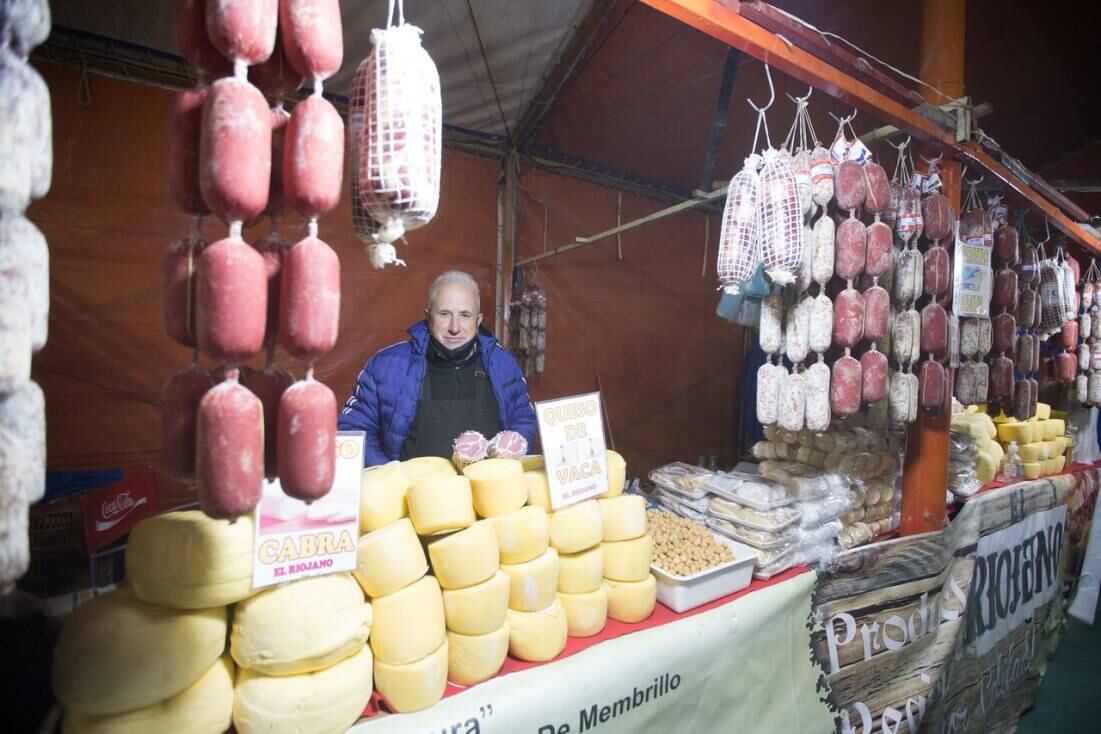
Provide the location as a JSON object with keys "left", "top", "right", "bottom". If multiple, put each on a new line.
{"left": 604, "top": 575, "right": 657, "bottom": 623}
{"left": 426, "top": 520, "right": 499, "bottom": 589}
{"left": 506, "top": 600, "right": 568, "bottom": 662}
{"left": 230, "top": 573, "right": 372, "bottom": 676}
{"left": 598, "top": 449, "right": 627, "bottom": 498}
{"left": 441, "top": 570, "right": 510, "bottom": 636}
{"left": 557, "top": 586, "right": 608, "bottom": 637}
{"left": 402, "top": 455, "right": 457, "bottom": 482}
{"left": 360, "top": 461, "right": 411, "bottom": 532}
{"left": 558, "top": 544, "right": 604, "bottom": 594}
{"left": 524, "top": 469, "right": 553, "bottom": 511}
{"left": 374, "top": 638, "right": 449, "bottom": 713}
{"left": 407, "top": 474, "right": 476, "bottom": 535}
{"left": 125, "top": 510, "right": 255, "bottom": 609}
{"left": 500, "top": 546, "right": 559, "bottom": 612}
{"left": 597, "top": 490, "right": 655, "bottom": 623}
{"left": 599, "top": 495, "right": 648, "bottom": 542}
{"left": 492, "top": 505, "right": 549, "bottom": 564}
{"left": 369, "top": 575, "right": 449, "bottom": 712}
{"left": 447, "top": 623, "right": 510, "bottom": 687}
{"left": 464, "top": 458, "right": 527, "bottom": 517}
{"left": 602, "top": 534, "right": 653, "bottom": 582}
{"left": 354, "top": 517, "right": 428, "bottom": 598}
{"left": 547, "top": 499, "right": 603, "bottom": 554}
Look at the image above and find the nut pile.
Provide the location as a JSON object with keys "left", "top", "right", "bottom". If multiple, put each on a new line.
{"left": 648, "top": 509, "right": 733, "bottom": 577}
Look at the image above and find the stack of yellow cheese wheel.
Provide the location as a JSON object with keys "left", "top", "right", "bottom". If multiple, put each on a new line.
{"left": 992, "top": 403, "right": 1070, "bottom": 480}
{"left": 598, "top": 452, "right": 656, "bottom": 623}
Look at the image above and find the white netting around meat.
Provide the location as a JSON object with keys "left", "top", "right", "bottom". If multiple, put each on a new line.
{"left": 758, "top": 148, "right": 802, "bottom": 285}
{"left": 716, "top": 154, "right": 761, "bottom": 293}
{"left": 349, "top": 58, "right": 402, "bottom": 268}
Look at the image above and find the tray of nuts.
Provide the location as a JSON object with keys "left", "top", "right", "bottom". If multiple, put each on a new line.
{"left": 647, "top": 509, "right": 759, "bottom": 613}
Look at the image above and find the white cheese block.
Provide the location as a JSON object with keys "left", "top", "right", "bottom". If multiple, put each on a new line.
{"left": 598, "top": 494, "right": 647, "bottom": 541}
{"left": 370, "top": 575, "right": 446, "bottom": 665}
{"left": 558, "top": 587, "right": 608, "bottom": 637}
{"left": 407, "top": 474, "right": 476, "bottom": 535}
{"left": 558, "top": 545, "right": 605, "bottom": 594}
{"left": 354, "top": 517, "right": 428, "bottom": 598}
{"left": 401, "top": 455, "right": 457, "bottom": 482}
{"left": 374, "top": 640, "right": 449, "bottom": 714}
{"left": 602, "top": 534, "right": 653, "bottom": 582}
{"left": 126, "top": 510, "right": 254, "bottom": 609}
{"left": 233, "top": 644, "right": 373, "bottom": 734}
{"left": 597, "top": 449, "right": 627, "bottom": 498}
{"left": 63, "top": 655, "right": 234, "bottom": 734}
{"left": 464, "top": 458, "right": 527, "bottom": 517}
{"left": 52, "top": 587, "right": 227, "bottom": 715}
{"left": 500, "top": 547, "right": 559, "bottom": 612}
{"left": 506, "top": 600, "right": 568, "bottom": 662}
{"left": 524, "top": 470, "right": 552, "bottom": 511}
{"left": 231, "top": 573, "right": 371, "bottom": 676}
{"left": 360, "top": 461, "right": 411, "bottom": 532}
{"left": 427, "top": 519, "right": 499, "bottom": 589}
{"left": 446, "top": 623, "right": 509, "bottom": 686}
{"left": 441, "top": 569, "right": 509, "bottom": 636}
{"left": 492, "top": 505, "right": 549, "bottom": 564}
{"left": 604, "top": 575, "right": 657, "bottom": 623}
{"left": 548, "top": 499, "right": 603, "bottom": 553}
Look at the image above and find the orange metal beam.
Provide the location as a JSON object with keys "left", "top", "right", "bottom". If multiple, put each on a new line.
{"left": 639, "top": 0, "right": 1100, "bottom": 254}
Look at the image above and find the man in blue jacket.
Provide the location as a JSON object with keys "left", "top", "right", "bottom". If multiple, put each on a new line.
{"left": 339, "top": 271, "right": 537, "bottom": 467}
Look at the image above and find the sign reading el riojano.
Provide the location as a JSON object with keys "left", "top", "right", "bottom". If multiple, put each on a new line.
{"left": 535, "top": 392, "right": 607, "bottom": 509}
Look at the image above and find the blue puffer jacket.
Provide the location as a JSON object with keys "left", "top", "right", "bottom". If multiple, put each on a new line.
{"left": 338, "top": 321, "right": 537, "bottom": 466}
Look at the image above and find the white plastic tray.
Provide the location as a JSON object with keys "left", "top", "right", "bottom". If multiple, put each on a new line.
{"left": 651, "top": 533, "right": 758, "bottom": 613}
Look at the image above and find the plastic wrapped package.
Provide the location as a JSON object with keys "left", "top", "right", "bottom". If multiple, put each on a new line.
{"left": 659, "top": 488, "right": 709, "bottom": 513}
{"left": 706, "top": 518, "right": 794, "bottom": 550}
{"left": 648, "top": 462, "right": 711, "bottom": 499}
{"left": 793, "top": 519, "right": 844, "bottom": 548}
{"left": 703, "top": 473, "right": 792, "bottom": 510}
{"left": 837, "top": 522, "right": 874, "bottom": 549}
{"left": 707, "top": 496, "right": 801, "bottom": 533}
{"left": 753, "top": 546, "right": 796, "bottom": 579}
{"left": 794, "top": 492, "right": 852, "bottom": 527}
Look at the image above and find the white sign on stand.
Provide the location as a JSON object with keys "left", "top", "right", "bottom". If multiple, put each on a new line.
{"left": 251, "top": 431, "right": 364, "bottom": 589}
{"left": 535, "top": 392, "right": 607, "bottom": 509}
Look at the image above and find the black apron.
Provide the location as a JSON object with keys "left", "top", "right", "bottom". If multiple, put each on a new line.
{"left": 402, "top": 360, "right": 502, "bottom": 460}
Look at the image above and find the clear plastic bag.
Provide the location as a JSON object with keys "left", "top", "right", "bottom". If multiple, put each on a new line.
{"left": 702, "top": 472, "right": 793, "bottom": 510}
{"left": 707, "top": 518, "right": 795, "bottom": 550}
{"left": 792, "top": 519, "right": 843, "bottom": 547}
{"left": 753, "top": 546, "right": 797, "bottom": 579}
{"left": 794, "top": 492, "right": 852, "bottom": 527}
{"left": 649, "top": 462, "right": 712, "bottom": 498}
{"left": 707, "top": 496, "right": 801, "bottom": 533}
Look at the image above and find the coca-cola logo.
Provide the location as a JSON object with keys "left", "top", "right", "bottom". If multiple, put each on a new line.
{"left": 96, "top": 491, "right": 148, "bottom": 531}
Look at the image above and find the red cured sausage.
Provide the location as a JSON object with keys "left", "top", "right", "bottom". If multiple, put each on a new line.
{"left": 829, "top": 354, "right": 862, "bottom": 418}
{"left": 1017, "top": 288, "right": 1039, "bottom": 330}
{"left": 266, "top": 105, "right": 291, "bottom": 219}
{"left": 1017, "top": 246, "right": 1040, "bottom": 285}
{"left": 200, "top": 77, "right": 272, "bottom": 223}
{"left": 161, "top": 364, "right": 215, "bottom": 482}
{"left": 922, "top": 192, "right": 954, "bottom": 242}
{"left": 1015, "top": 334, "right": 1035, "bottom": 374}
{"left": 166, "top": 87, "right": 209, "bottom": 215}
{"left": 1029, "top": 377, "right": 1039, "bottom": 417}
{"left": 279, "top": 235, "right": 341, "bottom": 362}
{"left": 832, "top": 287, "right": 865, "bottom": 349}
{"left": 955, "top": 361, "right": 977, "bottom": 405}
{"left": 993, "top": 224, "right": 1018, "bottom": 267}
{"left": 205, "top": 0, "right": 277, "bottom": 66}
{"left": 862, "top": 163, "right": 891, "bottom": 215}
{"left": 277, "top": 377, "right": 337, "bottom": 502}
{"left": 863, "top": 285, "right": 890, "bottom": 344}
{"left": 1062, "top": 320, "right": 1080, "bottom": 351}
{"left": 1055, "top": 352, "right": 1077, "bottom": 383}
{"left": 921, "top": 302, "right": 948, "bottom": 358}
{"left": 918, "top": 360, "right": 947, "bottom": 414}
{"left": 992, "top": 267, "right": 1018, "bottom": 311}
{"left": 196, "top": 372, "right": 264, "bottom": 519}
{"left": 864, "top": 221, "right": 892, "bottom": 279}
{"left": 860, "top": 348, "right": 888, "bottom": 404}
{"left": 835, "top": 160, "right": 867, "bottom": 212}
{"left": 241, "top": 364, "right": 294, "bottom": 479}
{"left": 835, "top": 217, "right": 867, "bottom": 282}
{"left": 991, "top": 355, "right": 1014, "bottom": 399}
{"left": 175, "top": 0, "right": 232, "bottom": 78}
{"left": 279, "top": 0, "right": 344, "bottom": 82}
{"left": 196, "top": 236, "right": 268, "bottom": 364}
{"left": 923, "top": 245, "right": 950, "bottom": 297}
{"left": 163, "top": 233, "right": 207, "bottom": 348}
{"left": 250, "top": 27, "right": 304, "bottom": 99}
{"left": 992, "top": 312, "right": 1016, "bottom": 355}
{"left": 1013, "top": 379, "right": 1031, "bottom": 421}
{"left": 283, "top": 95, "right": 345, "bottom": 220}
{"left": 253, "top": 229, "right": 288, "bottom": 347}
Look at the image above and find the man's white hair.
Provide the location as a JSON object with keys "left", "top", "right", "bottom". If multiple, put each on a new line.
{"left": 428, "top": 270, "right": 481, "bottom": 312}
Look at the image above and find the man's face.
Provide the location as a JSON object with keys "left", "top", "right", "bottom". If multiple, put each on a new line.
{"left": 427, "top": 283, "right": 482, "bottom": 348}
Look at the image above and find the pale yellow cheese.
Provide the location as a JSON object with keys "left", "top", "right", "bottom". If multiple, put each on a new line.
{"left": 997, "top": 421, "right": 1030, "bottom": 444}
{"left": 233, "top": 644, "right": 373, "bottom": 734}
{"left": 1045, "top": 419, "right": 1065, "bottom": 440}
{"left": 53, "top": 587, "right": 227, "bottom": 715}
{"left": 446, "top": 623, "right": 509, "bottom": 686}
{"left": 604, "top": 575, "right": 657, "bottom": 623}
{"left": 519, "top": 455, "right": 545, "bottom": 471}
{"left": 1023, "top": 462, "right": 1042, "bottom": 479}
{"left": 402, "top": 456, "right": 457, "bottom": 482}
{"left": 976, "top": 452, "right": 997, "bottom": 484}
{"left": 231, "top": 574, "right": 371, "bottom": 676}
{"left": 524, "top": 470, "right": 552, "bottom": 511}
{"left": 492, "top": 505, "right": 549, "bottom": 564}
{"left": 464, "top": 458, "right": 527, "bottom": 517}
{"left": 602, "top": 535, "right": 654, "bottom": 582}
{"left": 506, "top": 601, "right": 568, "bottom": 662}
{"left": 598, "top": 495, "right": 647, "bottom": 541}
{"left": 126, "top": 511, "right": 254, "bottom": 610}
{"left": 558, "top": 545, "right": 605, "bottom": 594}
{"left": 407, "top": 474, "right": 476, "bottom": 535}
{"left": 360, "top": 461, "right": 411, "bottom": 532}
{"left": 354, "top": 517, "right": 427, "bottom": 598}
{"left": 63, "top": 655, "right": 234, "bottom": 734}
{"left": 370, "top": 576, "right": 446, "bottom": 665}
{"left": 1017, "top": 442, "right": 1044, "bottom": 463}
{"left": 558, "top": 587, "right": 608, "bottom": 637}
{"left": 442, "top": 569, "right": 509, "bottom": 636}
{"left": 501, "top": 547, "right": 559, "bottom": 611}
{"left": 427, "top": 519, "right": 499, "bottom": 589}
{"left": 597, "top": 449, "right": 627, "bottom": 498}
{"left": 1053, "top": 455, "right": 1066, "bottom": 473}
{"left": 1035, "top": 402, "right": 1051, "bottom": 421}
{"left": 548, "top": 499, "right": 603, "bottom": 554}
{"left": 374, "top": 640, "right": 449, "bottom": 714}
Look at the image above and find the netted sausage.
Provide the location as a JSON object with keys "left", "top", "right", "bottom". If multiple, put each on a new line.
{"left": 716, "top": 156, "right": 761, "bottom": 293}
{"left": 758, "top": 149, "right": 803, "bottom": 285}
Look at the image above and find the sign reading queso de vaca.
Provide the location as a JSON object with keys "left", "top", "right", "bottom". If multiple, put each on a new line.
{"left": 536, "top": 392, "right": 607, "bottom": 509}
{"left": 251, "top": 431, "right": 365, "bottom": 589}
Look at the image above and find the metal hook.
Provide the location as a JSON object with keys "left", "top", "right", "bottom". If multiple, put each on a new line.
{"left": 746, "top": 63, "right": 775, "bottom": 112}
{"left": 785, "top": 86, "right": 813, "bottom": 106}
{"left": 886, "top": 135, "right": 911, "bottom": 151}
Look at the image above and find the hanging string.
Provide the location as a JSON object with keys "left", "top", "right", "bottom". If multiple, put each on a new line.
{"left": 747, "top": 63, "right": 775, "bottom": 154}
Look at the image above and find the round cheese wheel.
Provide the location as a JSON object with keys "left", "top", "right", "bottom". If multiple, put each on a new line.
{"left": 407, "top": 474, "right": 475, "bottom": 535}
{"left": 523, "top": 469, "right": 552, "bottom": 511}
{"left": 500, "top": 547, "right": 559, "bottom": 612}
{"left": 231, "top": 573, "right": 371, "bottom": 675}
{"left": 557, "top": 545, "right": 604, "bottom": 594}
{"left": 354, "top": 517, "right": 427, "bottom": 598}
{"left": 126, "top": 510, "right": 255, "bottom": 609}
{"left": 441, "top": 569, "right": 509, "bottom": 636}
{"left": 602, "top": 535, "right": 654, "bottom": 582}
{"left": 548, "top": 499, "right": 603, "bottom": 554}
{"left": 558, "top": 587, "right": 608, "bottom": 637}
{"left": 359, "top": 461, "right": 410, "bottom": 533}
{"left": 604, "top": 575, "right": 657, "bottom": 623}
{"left": 427, "top": 519, "right": 499, "bottom": 589}
{"left": 446, "top": 623, "right": 509, "bottom": 687}
{"left": 506, "top": 600, "right": 568, "bottom": 662}
{"left": 370, "top": 576, "right": 445, "bottom": 665}
{"left": 401, "top": 455, "right": 456, "bottom": 482}
{"left": 598, "top": 494, "right": 647, "bottom": 541}
{"left": 53, "top": 587, "right": 227, "bottom": 715}
{"left": 464, "top": 458, "right": 527, "bottom": 517}
{"left": 597, "top": 449, "right": 627, "bottom": 498}
{"left": 492, "top": 505, "right": 549, "bottom": 564}
{"left": 374, "top": 640, "right": 448, "bottom": 714}
{"left": 233, "top": 644, "right": 373, "bottom": 734}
